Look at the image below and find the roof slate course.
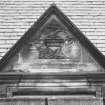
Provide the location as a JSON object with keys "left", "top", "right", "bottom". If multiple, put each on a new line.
{"left": 0, "top": 0, "right": 105, "bottom": 59}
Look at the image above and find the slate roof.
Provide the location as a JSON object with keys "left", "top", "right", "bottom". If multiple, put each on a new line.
{"left": 0, "top": 4, "right": 105, "bottom": 70}
{"left": 0, "top": 0, "right": 105, "bottom": 58}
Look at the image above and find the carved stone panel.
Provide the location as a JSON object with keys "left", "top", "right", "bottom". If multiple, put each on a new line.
{"left": 3, "top": 15, "right": 103, "bottom": 73}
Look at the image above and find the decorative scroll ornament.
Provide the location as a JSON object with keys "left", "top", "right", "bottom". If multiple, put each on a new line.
{"left": 62, "top": 40, "right": 80, "bottom": 58}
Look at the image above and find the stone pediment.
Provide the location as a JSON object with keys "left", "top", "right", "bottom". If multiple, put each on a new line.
{"left": 0, "top": 4, "right": 105, "bottom": 73}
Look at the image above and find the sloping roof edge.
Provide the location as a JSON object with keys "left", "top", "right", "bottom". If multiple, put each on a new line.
{"left": 0, "top": 4, "right": 105, "bottom": 71}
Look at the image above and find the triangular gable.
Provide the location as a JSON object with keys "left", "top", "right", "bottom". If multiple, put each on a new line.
{"left": 0, "top": 4, "right": 105, "bottom": 73}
